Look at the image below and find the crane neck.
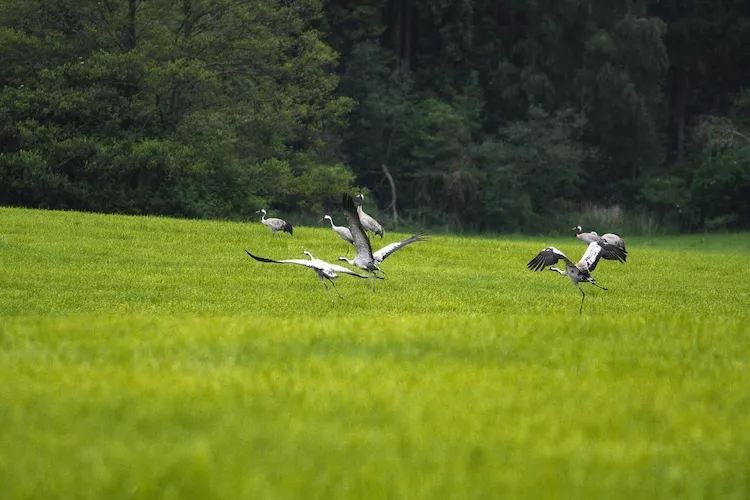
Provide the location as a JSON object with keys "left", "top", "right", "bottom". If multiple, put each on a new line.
{"left": 549, "top": 266, "right": 567, "bottom": 276}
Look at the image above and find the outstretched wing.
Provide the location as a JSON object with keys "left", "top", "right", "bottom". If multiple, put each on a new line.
{"left": 578, "top": 241, "right": 625, "bottom": 272}
{"left": 373, "top": 232, "right": 428, "bottom": 263}
{"left": 527, "top": 246, "right": 573, "bottom": 271}
{"left": 342, "top": 193, "right": 374, "bottom": 262}
{"left": 245, "top": 250, "right": 315, "bottom": 269}
{"left": 601, "top": 233, "right": 626, "bottom": 253}
{"left": 323, "top": 261, "right": 372, "bottom": 279}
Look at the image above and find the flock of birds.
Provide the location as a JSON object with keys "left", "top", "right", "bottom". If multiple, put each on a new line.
{"left": 247, "top": 194, "right": 628, "bottom": 313}
{"left": 247, "top": 193, "right": 426, "bottom": 303}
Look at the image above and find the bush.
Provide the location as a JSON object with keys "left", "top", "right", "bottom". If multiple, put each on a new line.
{"left": 691, "top": 146, "right": 750, "bottom": 230}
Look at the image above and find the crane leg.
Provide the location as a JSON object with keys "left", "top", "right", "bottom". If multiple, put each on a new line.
{"left": 578, "top": 287, "right": 586, "bottom": 314}
{"left": 329, "top": 279, "right": 344, "bottom": 299}
{"left": 318, "top": 276, "right": 335, "bottom": 304}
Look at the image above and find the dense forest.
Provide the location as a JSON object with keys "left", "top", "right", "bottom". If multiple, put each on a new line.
{"left": 1, "top": 0, "right": 749, "bottom": 233}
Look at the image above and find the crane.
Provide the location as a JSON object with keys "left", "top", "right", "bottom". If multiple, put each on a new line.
{"left": 356, "top": 193, "right": 384, "bottom": 238}
{"left": 255, "top": 209, "right": 293, "bottom": 236}
{"left": 573, "top": 225, "right": 627, "bottom": 255}
{"left": 340, "top": 193, "right": 383, "bottom": 289}
{"left": 527, "top": 241, "right": 626, "bottom": 313}
{"left": 320, "top": 214, "right": 354, "bottom": 254}
{"left": 245, "top": 249, "right": 377, "bottom": 303}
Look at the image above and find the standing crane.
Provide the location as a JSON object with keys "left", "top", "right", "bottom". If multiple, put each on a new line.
{"left": 573, "top": 225, "right": 626, "bottom": 255}
{"left": 320, "top": 214, "right": 354, "bottom": 254}
{"left": 340, "top": 193, "right": 383, "bottom": 289}
{"left": 527, "top": 241, "right": 626, "bottom": 313}
{"left": 356, "top": 193, "right": 384, "bottom": 238}
{"left": 255, "top": 209, "right": 293, "bottom": 236}
{"left": 245, "top": 249, "right": 377, "bottom": 303}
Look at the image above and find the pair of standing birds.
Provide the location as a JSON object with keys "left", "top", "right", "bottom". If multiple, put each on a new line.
{"left": 254, "top": 193, "right": 383, "bottom": 239}
{"left": 246, "top": 193, "right": 426, "bottom": 303}
{"left": 527, "top": 226, "right": 627, "bottom": 313}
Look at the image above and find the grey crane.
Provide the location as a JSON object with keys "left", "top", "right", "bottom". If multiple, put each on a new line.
{"left": 527, "top": 241, "right": 626, "bottom": 313}
{"left": 356, "top": 193, "right": 384, "bottom": 238}
{"left": 245, "top": 249, "right": 375, "bottom": 303}
{"left": 573, "top": 225, "right": 626, "bottom": 255}
{"left": 256, "top": 209, "right": 293, "bottom": 236}
{"left": 320, "top": 214, "right": 354, "bottom": 254}
{"left": 339, "top": 193, "right": 383, "bottom": 289}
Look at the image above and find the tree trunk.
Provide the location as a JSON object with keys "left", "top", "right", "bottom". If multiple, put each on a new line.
{"left": 382, "top": 163, "right": 399, "bottom": 223}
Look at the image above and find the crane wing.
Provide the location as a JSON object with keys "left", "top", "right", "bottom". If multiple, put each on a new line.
{"left": 578, "top": 241, "right": 625, "bottom": 271}
{"left": 245, "top": 250, "right": 316, "bottom": 269}
{"left": 527, "top": 246, "right": 573, "bottom": 271}
{"left": 373, "top": 232, "right": 428, "bottom": 263}
{"left": 602, "top": 233, "right": 627, "bottom": 253}
{"left": 577, "top": 242, "right": 604, "bottom": 272}
{"left": 342, "top": 193, "right": 375, "bottom": 262}
{"left": 323, "top": 261, "right": 373, "bottom": 279}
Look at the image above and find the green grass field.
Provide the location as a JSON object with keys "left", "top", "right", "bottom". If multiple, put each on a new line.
{"left": 2, "top": 206, "right": 750, "bottom": 499}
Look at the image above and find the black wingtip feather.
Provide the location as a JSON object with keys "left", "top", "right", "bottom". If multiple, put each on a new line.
{"left": 245, "top": 250, "right": 277, "bottom": 264}
{"left": 342, "top": 193, "right": 356, "bottom": 213}
{"left": 527, "top": 255, "right": 544, "bottom": 271}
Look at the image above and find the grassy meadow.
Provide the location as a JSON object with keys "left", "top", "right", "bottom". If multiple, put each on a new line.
{"left": 1, "top": 206, "right": 750, "bottom": 499}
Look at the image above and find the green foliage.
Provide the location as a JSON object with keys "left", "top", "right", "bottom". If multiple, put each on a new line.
{"left": 2, "top": 0, "right": 750, "bottom": 230}
{"left": 634, "top": 175, "right": 693, "bottom": 229}
{"left": 483, "top": 107, "right": 591, "bottom": 232}
{"left": 577, "top": 15, "right": 669, "bottom": 185}
{"left": 0, "top": 0, "right": 353, "bottom": 218}
{"left": 2, "top": 208, "right": 750, "bottom": 497}
{"left": 691, "top": 146, "right": 750, "bottom": 229}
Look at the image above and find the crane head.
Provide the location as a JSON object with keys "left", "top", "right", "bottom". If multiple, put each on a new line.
{"left": 302, "top": 250, "right": 314, "bottom": 260}
{"left": 572, "top": 225, "right": 582, "bottom": 232}
{"left": 320, "top": 215, "right": 331, "bottom": 222}
{"left": 255, "top": 209, "right": 266, "bottom": 215}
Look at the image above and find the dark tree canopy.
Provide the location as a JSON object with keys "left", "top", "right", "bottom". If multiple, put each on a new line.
{"left": 2, "top": 0, "right": 749, "bottom": 232}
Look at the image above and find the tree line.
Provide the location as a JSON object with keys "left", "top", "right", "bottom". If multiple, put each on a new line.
{"left": 1, "top": 0, "right": 749, "bottom": 233}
